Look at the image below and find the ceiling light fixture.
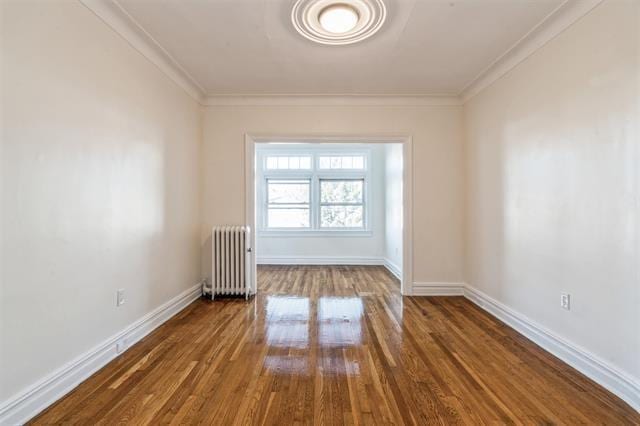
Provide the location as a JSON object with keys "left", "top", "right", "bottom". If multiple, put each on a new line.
{"left": 319, "top": 4, "right": 359, "bottom": 34}
{"left": 292, "top": 0, "right": 386, "bottom": 46}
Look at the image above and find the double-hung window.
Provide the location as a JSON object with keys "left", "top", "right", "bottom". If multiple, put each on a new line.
{"left": 266, "top": 179, "right": 311, "bottom": 228}
{"left": 259, "top": 149, "right": 370, "bottom": 234}
{"left": 319, "top": 179, "right": 364, "bottom": 228}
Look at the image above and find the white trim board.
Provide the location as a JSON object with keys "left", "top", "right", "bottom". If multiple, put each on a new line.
{"left": 81, "top": 0, "right": 601, "bottom": 106}
{"left": 257, "top": 256, "right": 385, "bottom": 266}
{"left": 383, "top": 258, "right": 401, "bottom": 280}
{"left": 459, "top": 0, "right": 603, "bottom": 103}
{"left": 80, "top": 0, "right": 205, "bottom": 103}
{"left": 257, "top": 257, "right": 402, "bottom": 282}
{"left": 409, "top": 281, "right": 640, "bottom": 411}
{"left": 4, "top": 278, "right": 637, "bottom": 422}
{"left": 463, "top": 285, "right": 640, "bottom": 413}
{"left": 0, "top": 284, "right": 203, "bottom": 425}
{"left": 204, "top": 95, "right": 461, "bottom": 106}
{"left": 412, "top": 282, "right": 465, "bottom": 296}
{"left": 246, "top": 135, "right": 414, "bottom": 296}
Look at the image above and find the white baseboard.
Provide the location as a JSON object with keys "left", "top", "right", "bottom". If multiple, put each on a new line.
{"left": 382, "top": 258, "right": 401, "bottom": 280}
{"left": 464, "top": 285, "right": 640, "bottom": 413}
{"left": 257, "top": 257, "right": 404, "bottom": 282}
{"left": 4, "top": 279, "right": 636, "bottom": 422}
{"left": 257, "top": 255, "right": 385, "bottom": 266}
{"left": 0, "top": 283, "right": 203, "bottom": 425}
{"left": 412, "top": 282, "right": 465, "bottom": 296}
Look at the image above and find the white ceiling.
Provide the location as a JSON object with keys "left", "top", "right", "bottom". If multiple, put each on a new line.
{"left": 115, "top": 0, "right": 565, "bottom": 96}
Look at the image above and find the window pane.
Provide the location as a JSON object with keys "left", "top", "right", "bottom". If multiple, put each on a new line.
{"left": 352, "top": 156, "right": 364, "bottom": 169}
{"left": 299, "top": 157, "right": 311, "bottom": 169}
{"left": 265, "top": 156, "right": 312, "bottom": 170}
{"left": 266, "top": 157, "right": 278, "bottom": 169}
{"left": 318, "top": 155, "right": 365, "bottom": 169}
{"left": 268, "top": 208, "right": 310, "bottom": 227}
{"left": 319, "top": 157, "right": 330, "bottom": 169}
{"left": 277, "top": 157, "right": 288, "bottom": 169}
{"left": 268, "top": 180, "right": 309, "bottom": 204}
{"left": 321, "top": 206, "right": 363, "bottom": 228}
{"left": 320, "top": 180, "right": 363, "bottom": 203}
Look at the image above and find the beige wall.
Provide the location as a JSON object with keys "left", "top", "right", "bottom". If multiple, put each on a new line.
{"left": 463, "top": 0, "right": 639, "bottom": 382}
{"left": 201, "top": 104, "right": 464, "bottom": 284}
{"left": 1, "top": 0, "right": 202, "bottom": 402}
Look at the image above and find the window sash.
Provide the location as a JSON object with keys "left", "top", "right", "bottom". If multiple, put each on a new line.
{"left": 266, "top": 207, "right": 311, "bottom": 228}
{"left": 266, "top": 178, "right": 311, "bottom": 228}
{"left": 319, "top": 178, "right": 365, "bottom": 229}
{"left": 266, "top": 179, "right": 311, "bottom": 205}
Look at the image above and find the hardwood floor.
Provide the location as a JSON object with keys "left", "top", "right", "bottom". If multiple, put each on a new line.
{"left": 32, "top": 265, "right": 639, "bottom": 425}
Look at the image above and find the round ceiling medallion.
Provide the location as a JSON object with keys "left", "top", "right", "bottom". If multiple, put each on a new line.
{"left": 292, "top": 0, "right": 387, "bottom": 46}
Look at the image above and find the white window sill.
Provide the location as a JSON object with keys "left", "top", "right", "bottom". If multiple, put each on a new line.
{"left": 258, "top": 229, "right": 373, "bottom": 238}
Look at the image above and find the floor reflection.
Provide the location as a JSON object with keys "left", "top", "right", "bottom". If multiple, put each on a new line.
{"left": 317, "top": 357, "right": 361, "bottom": 376}
{"left": 265, "top": 296, "right": 309, "bottom": 348}
{"left": 318, "top": 297, "right": 363, "bottom": 321}
{"left": 263, "top": 355, "right": 308, "bottom": 375}
{"left": 318, "top": 297, "right": 363, "bottom": 347}
{"left": 263, "top": 296, "right": 365, "bottom": 373}
{"left": 265, "top": 322, "right": 309, "bottom": 348}
{"left": 265, "top": 296, "right": 309, "bottom": 321}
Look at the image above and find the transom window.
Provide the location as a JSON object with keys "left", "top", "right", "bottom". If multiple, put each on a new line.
{"left": 318, "top": 155, "right": 365, "bottom": 170}
{"left": 258, "top": 148, "right": 370, "bottom": 233}
{"left": 266, "top": 155, "right": 312, "bottom": 170}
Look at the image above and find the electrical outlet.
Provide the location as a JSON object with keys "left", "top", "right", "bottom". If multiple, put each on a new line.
{"left": 560, "top": 293, "right": 570, "bottom": 310}
{"left": 116, "top": 338, "right": 127, "bottom": 354}
{"left": 117, "top": 289, "right": 125, "bottom": 307}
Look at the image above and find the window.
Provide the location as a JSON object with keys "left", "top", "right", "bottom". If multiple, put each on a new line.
{"left": 320, "top": 179, "right": 364, "bottom": 228}
{"left": 266, "top": 179, "right": 310, "bottom": 228}
{"left": 258, "top": 148, "right": 370, "bottom": 233}
{"left": 318, "top": 155, "right": 365, "bottom": 170}
{"left": 266, "top": 155, "right": 312, "bottom": 170}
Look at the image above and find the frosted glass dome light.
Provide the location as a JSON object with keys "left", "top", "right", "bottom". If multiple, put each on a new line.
{"left": 292, "top": 0, "right": 386, "bottom": 45}
{"left": 319, "top": 4, "right": 359, "bottom": 34}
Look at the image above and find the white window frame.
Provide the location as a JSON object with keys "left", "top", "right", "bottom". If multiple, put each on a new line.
{"left": 257, "top": 146, "right": 372, "bottom": 237}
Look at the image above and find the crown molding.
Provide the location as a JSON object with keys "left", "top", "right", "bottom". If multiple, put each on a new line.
{"left": 460, "top": 0, "right": 603, "bottom": 104}
{"left": 81, "top": 0, "right": 601, "bottom": 107}
{"left": 203, "top": 94, "right": 462, "bottom": 107}
{"left": 80, "top": 0, "right": 206, "bottom": 103}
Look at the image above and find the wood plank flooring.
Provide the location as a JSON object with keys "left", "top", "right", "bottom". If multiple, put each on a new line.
{"left": 32, "top": 265, "right": 639, "bottom": 425}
